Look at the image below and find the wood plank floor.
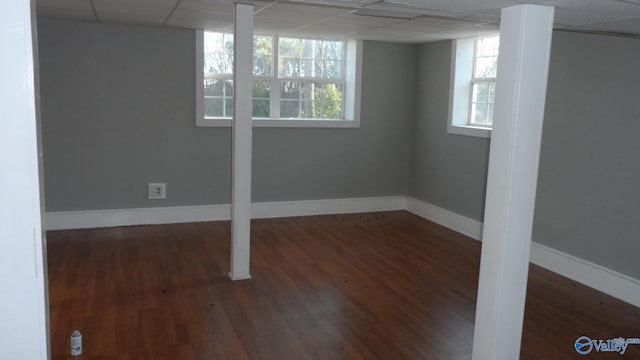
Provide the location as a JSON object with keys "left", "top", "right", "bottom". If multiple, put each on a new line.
{"left": 47, "top": 211, "right": 640, "bottom": 359}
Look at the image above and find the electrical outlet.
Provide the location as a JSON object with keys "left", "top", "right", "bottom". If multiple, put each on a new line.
{"left": 148, "top": 183, "right": 166, "bottom": 199}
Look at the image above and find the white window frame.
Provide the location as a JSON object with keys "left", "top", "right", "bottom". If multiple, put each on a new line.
{"left": 447, "top": 36, "right": 498, "bottom": 139}
{"left": 195, "top": 30, "right": 362, "bottom": 128}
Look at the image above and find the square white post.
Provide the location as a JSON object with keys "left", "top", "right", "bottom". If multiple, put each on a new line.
{"left": 0, "top": 0, "right": 50, "bottom": 358}
{"left": 229, "top": 3, "right": 254, "bottom": 281}
{"left": 472, "top": 5, "right": 554, "bottom": 360}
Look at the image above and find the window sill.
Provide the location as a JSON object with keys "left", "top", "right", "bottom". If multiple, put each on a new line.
{"left": 447, "top": 124, "right": 491, "bottom": 138}
{"left": 197, "top": 118, "right": 360, "bottom": 128}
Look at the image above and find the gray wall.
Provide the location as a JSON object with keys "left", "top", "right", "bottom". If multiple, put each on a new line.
{"left": 38, "top": 18, "right": 415, "bottom": 211}
{"left": 409, "top": 40, "right": 490, "bottom": 221}
{"left": 409, "top": 31, "right": 640, "bottom": 279}
{"left": 534, "top": 31, "right": 640, "bottom": 279}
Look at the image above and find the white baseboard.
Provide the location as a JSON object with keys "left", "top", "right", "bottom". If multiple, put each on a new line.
{"left": 251, "top": 196, "right": 407, "bottom": 220}
{"left": 406, "top": 197, "right": 483, "bottom": 240}
{"left": 406, "top": 196, "right": 640, "bottom": 308}
{"left": 45, "top": 196, "right": 407, "bottom": 231}
{"left": 529, "top": 242, "right": 640, "bottom": 308}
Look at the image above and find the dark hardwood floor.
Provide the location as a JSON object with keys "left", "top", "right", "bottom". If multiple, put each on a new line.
{"left": 47, "top": 211, "right": 640, "bottom": 359}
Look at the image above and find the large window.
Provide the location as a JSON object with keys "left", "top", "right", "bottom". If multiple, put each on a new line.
{"left": 196, "top": 31, "right": 362, "bottom": 128}
{"left": 448, "top": 35, "right": 500, "bottom": 138}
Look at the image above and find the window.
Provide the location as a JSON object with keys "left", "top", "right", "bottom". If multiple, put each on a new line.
{"left": 448, "top": 35, "right": 500, "bottom": 138}
{"left": 196, "top": 31, "right": 362, "bottom": 128}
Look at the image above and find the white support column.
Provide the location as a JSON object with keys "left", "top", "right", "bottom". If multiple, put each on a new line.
{"left": 0, "top": 0, "right": 50, "bottom": 359}
{"left": 472, "top": 5, "right": 554, "bottom": 360}
{"left": 230, "top": 3, "right": 254, "bottom": 281}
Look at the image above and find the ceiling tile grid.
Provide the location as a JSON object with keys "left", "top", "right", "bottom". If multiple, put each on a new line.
{"left": 36, "top": 0, "right": 640, "bottom": 42}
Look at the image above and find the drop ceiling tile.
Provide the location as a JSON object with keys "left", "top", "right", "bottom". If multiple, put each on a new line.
{"left": 578, "top": 17, "right": 640, "bottom": 34}
{"left": 36, "top": 6, "right": 96, "bottom": 21}
{"left": 553, "top": 0, "right": 640, "bottom": 26}
{"left": 256, "top": 6, "right": 339, "bottom": 24}
{"left": 400, "top": 32, "right": 456, "bottom": 43}
{"left": 263, "top": 2, "right": 350, "bottom": 15}
{"left": 37, "top": 0, "right": 93, "bottom": 10}
{"left": 433, "top": 23, "right": 500, "bottom": 39}
{"left": 352, "top": 26, "right": 424, "bottom": 39}
{"left": 295, "top": 21, "right": 376, "bottom": 35}
{"left": 254, "top": 16, "right": 314, "bottom": 34}
{"left": 281, "top": 0, "right": 377, "bottom": 7}
{"left": 98, "top": 12, "right": 166, "bottom": 25}
{"left": 166, "top": 17, "right": 232, "bottom": 31}
{"left": 176, "top": 0, "right": 234, "bottom": 14}
{"left": 325, "top": 13, "right": 407, "bottom": 27}
{"left": 93, "top": 2, "right": 174, "bottom": 18}
{"left": 383, "top": 16, "right": 482, "bottom": 32}
{"left": 170, "top": 8, "right": 233, "bottom": 24}
{"left": 94, "top": 0, "right": 178, "bottom": 6}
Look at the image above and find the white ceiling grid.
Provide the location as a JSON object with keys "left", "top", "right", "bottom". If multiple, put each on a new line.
{"left": 36, "top": 0, "right": 640, "bottom": 42}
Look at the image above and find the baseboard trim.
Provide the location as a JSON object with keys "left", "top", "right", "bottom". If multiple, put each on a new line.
{"left": 406, "top": 197, "right": 483, "bottom": 240}
{"left": 406, "top": 196, "right": 640, "bottom": 308}
{"left": 529, "top": 242, "right": 640, "bottom": 308}
{"left": 45, "top": 196, "right": 407, "bottom": 231}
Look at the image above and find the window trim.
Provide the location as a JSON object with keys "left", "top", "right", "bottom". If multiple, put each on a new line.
{"left": 195, "top": 30, "right": 362, "bottom": 128}
{"left": 447, "top": 37, "right": 495, "bottom": 139}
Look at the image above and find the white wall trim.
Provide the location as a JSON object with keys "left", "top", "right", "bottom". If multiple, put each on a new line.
{"left": 252, "top": 196, "right": 406, "bottom": 219}
{"left": 45, "top": 196, "right": 407, "bottom": 231}
{"left": 45, "top": 204, "right": 232, "bottom": 230}
{"left": 529, "top": 242, "right": 640, "bottom": 309}
{"left": 406, "top": 197, "right": 483, "bottom": 240}
{"left": 406, "top": 196, "right": 640, "bottom": 309}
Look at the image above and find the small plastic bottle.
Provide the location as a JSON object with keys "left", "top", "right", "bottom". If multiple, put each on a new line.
{"left": 70, "top": 330, "right": 82, "bottom": 356}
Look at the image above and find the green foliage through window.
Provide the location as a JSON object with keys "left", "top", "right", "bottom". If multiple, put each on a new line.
{"left": 203, "top": 32, "right": 346, "bottom": 120}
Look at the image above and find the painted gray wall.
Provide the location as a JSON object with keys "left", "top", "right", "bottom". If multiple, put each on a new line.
{"left": 409, "top": 31, "right": 640, "bottom": 279}
{"left": 409, "top": 40, "right": 490, "bottom": 221}
{"left": 534, "top": 31, "right": 640, "bottom": 279}
{"left": 38, "top": 18, "right": 415, "bottom": 211}
{"left": 253, "top": 42, "right": 415, "bottom": 202}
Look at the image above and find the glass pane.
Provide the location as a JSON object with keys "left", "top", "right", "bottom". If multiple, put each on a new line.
{"left": 279, "top": 57, "right": 302, "bottom": 78}
{"left": 486, "top": 103, "right": 494, "bottom": 126}
{"left": 474, "top": 36, "right": 499, "bottom": 78}
{"left": 253, "top": 35, "right": 272, "bottom": 76}
{"left": 280, "top": 81, "right": 343, "bottom": 119}
{"left": 475, "top": 56, "right": 497, "bottom": 78}
{"left": 280, "top": 100, "right": 301, "bottom": 118}
{"left": 280, "top": 81, "right": 308, "bottom": 100}
{"left": 279, "top": 37, "right": 303, "bottom": 58}
{"left": 252, "top": 100, "right": 270, "bottom": 118}
{"left": 488, "top": 83, "right": 496, "bottom": 103}
{"left": 204, "top": 79, "right": 225, "bottom": 97}
{"left": 321, "top": 60, "right": 343, "bottom": 79}
{"left": 477, "top": 36, "right": 499, "bottom": 57}
{"left": 278, "top": 37, "right": 345, "bottom": 79}
{"left": 205, "top": 98, "right": 224, "bottom": 118}
{"left": 204, "top": 32, "right": 234, "bottom": 75}
{"left": 225, "top": 99, "right": 233, "bottom": 117}
{"left": 472, "top": 103, "right": 489, "bottom": 125}
{"left": 252, "top": 80, "right": 270, "bottom": 99}
{"left": 475, "top": 83, "right": 490, "bottom": 103}
{"left": 471, "top": 82, "right": 496, "bottom": 126}
{"left": 313, "top": 83, "right": 343, "bottom": 119}
{"left": 252, "top": 80, "right": 270, "bottom": 117}
{"left": 204, "top": 79, "right": 234, "bottom": 97}
{"left": 323, "top": 41, "right": 344, "bottom": 60}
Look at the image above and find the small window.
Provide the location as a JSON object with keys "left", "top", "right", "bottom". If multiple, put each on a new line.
{"left": 448, "top": 35, "right": 500, "bottom": 138}
{"left": 196, "top": 31, "right": 362, "bottom": 128}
